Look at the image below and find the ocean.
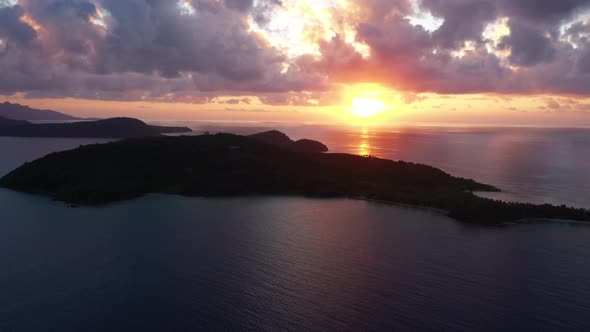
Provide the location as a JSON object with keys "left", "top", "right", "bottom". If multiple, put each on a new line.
{"left": 1, "top": 125, "right": 589, "bottom": 331}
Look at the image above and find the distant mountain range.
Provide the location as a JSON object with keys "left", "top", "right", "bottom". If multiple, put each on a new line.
{"left": 0, "top": 116, "right": 192, "bottom": 138}
{"left": 0, "top": 102, "right": 82, "bottom": 121}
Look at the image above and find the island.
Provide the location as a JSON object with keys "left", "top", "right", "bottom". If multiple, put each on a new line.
{"left": 0, "top": 117, "right": 192, "bottom": 138}
{"left": 1, "top": 131, "right": 589, "bottom": 224}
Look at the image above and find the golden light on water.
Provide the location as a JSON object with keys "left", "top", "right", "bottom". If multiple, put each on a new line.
{"left": 358, "top": 142, "right": 371, "bottom": 156}
{"left": 358, "top": 128, "right": 372, "bottom": 156}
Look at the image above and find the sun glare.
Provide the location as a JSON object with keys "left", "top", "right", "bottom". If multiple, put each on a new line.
{"left": 351, "top": 97, "right": 386, "bottom": 118}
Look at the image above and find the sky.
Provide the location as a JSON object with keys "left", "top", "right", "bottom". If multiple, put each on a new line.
{"left": 1, "top": 0, "right": 590, "bottom": 126}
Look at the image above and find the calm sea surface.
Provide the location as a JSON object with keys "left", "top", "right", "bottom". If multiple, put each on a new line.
{"left": 1, "top": 126, "right": 590, "bottom": 331}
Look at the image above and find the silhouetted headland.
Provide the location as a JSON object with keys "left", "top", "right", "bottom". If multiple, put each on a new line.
{"left": 150, "top": 124, "right": 195, "bottom": 134}
{"left": 1, "top": 131, "right": 589, "bottom": 224}
{"left": 0, "top": 117, "right": 192, "bottom": 138}
{"left": 249, "top": 130, "right": 329, "bottom": 152}
{"left": 0, "top": 102, "right": 82, "bottom": 121}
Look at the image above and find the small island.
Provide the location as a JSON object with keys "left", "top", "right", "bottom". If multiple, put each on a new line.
{"left": 1, "top": 131, "right": 589, "bottom": 224}
{"left": 0, "top": 117, "right": 192, "bottom": 138}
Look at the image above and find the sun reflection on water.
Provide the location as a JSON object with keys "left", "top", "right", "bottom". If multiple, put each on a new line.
{"left": 358, "top": 128, "right": 372, "bottom": 156}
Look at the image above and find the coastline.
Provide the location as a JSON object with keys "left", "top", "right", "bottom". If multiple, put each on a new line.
{"left": 2, "top": 132, "right": 590, "bottom": 224}
{"left": 517, "top": 218, "right": 590, "bottom": 225}
{"left": 348, "top": 196, "right": 451, "bottom": 215}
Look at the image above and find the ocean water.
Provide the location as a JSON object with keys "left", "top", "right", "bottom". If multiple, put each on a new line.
{"left": 0, "top": 136, "right": 112, "bottom": 176}
{"left": 1, "top": 127, "right": 590, "bottom": 331}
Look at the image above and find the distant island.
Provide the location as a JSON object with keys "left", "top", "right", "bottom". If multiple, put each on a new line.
{"left": 0, "top": 102, "right": 82, "bottom": 121}
{"left": 0, "top": 117, "right": 192, "bottom": 138}
{"left": 2, "top": 131, "right": 589, "bottom": 224}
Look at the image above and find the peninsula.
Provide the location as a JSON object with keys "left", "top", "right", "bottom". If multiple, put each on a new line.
{"left": 1, "top": 131, "right": 589, "bottom": 224}
{"left": 0, "top": 117, "right": 192, "bottom": 138}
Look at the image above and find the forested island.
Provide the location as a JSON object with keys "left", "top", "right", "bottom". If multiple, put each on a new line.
{"left": 1, "top": 131, "right": 589, "bottom": 224}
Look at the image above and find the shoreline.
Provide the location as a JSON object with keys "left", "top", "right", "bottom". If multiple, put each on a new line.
{"left": 517, "top": 218, "right": 590, "bottom": 225}
{"left": 348, "top": 196, "right": 451, "bottom": 215}
{"left": 352, "top": 196, "right": 590, "bottom": 225}
{"left": 3, "top": 132, "right": 589, "bottom": 224}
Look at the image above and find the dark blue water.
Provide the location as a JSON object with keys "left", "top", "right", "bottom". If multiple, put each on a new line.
{"left": 1, "top": 128, "right": 590, "bottom": 331}
{"left": 0, "top": 137, "right": 111, "bottom": 176}
{"left": 2, "top": 194, "right": 590, "bottom": 331}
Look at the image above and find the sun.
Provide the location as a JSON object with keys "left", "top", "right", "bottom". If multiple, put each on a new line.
{"left": 350, "top": 97, "right": 386, "bottom": 118}
{"left": 342, "top": 83, "right": 392, "bottom": 122}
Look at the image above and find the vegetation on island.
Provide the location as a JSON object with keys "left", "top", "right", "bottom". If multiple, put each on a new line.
{"left": 1, "top": 131, "right": 589, "bottom": 224}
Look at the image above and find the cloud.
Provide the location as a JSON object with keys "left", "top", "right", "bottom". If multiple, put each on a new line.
{"left": 224, "top": 0, "right": 254, "bottom": 12}
{"left": 0, "top": 0, "right": 321, "bottom": 100}
{"left": 499, "top": 21, "right": 556, "bottom": 67}
{"left": 577, "top": 46, "right": 590, "bottom": 73}
{"left": 0, "top": 5, "right": 36, "bottom": 44}
{"left": 305, "top": 0, "right": 590, "bottom": 95}
{"left": 497, "top": 0, "right": 590, "bottom": 24}
{"left": 422, "top": 0, "right": 497, "bottom": 48}
{"left": 546, "top": 99, "right": 561, "bottom": 109}
{"left": 1, "top": 0, "right": 590, "bottom": 103}
{"left": 212, "top": 97, "right": 253, "bottom": 104}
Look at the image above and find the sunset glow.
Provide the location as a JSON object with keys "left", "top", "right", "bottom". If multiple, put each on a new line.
{"left": 351, "top": 98, "right": 387, "bottom": 118}
{"left": 2, "top": 3, "right": 590, "bottom": 328}
{"left": 0, "top": 0, "right": 589, "bottom": 127}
